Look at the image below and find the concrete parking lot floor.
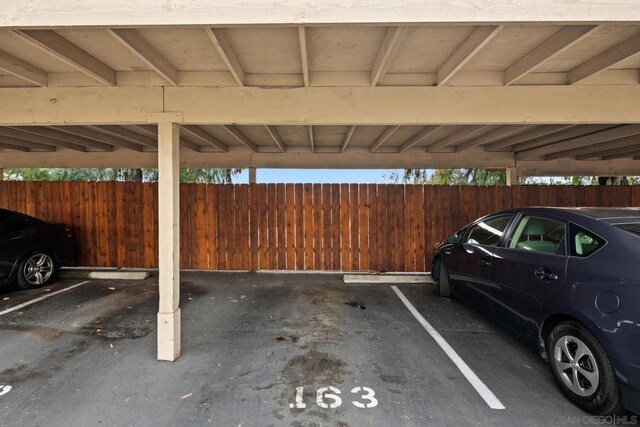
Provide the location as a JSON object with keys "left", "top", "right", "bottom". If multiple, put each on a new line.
{"left": 0, "top": 272, "right": 594, "bottom": 426}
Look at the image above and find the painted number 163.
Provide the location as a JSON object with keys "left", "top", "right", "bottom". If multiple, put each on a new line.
{"left": 290, "top": 386, "right": 378, "bottom": 409}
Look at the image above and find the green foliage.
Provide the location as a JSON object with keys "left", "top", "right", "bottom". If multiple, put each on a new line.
{"left": 4, "top": 168, "right": 242, "bottom": 183}
{"left": 389, "top": 168, "right": 507, "bottom": 185}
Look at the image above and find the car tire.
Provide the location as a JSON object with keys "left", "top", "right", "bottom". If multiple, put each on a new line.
{"left": 437, "top": 260, "right": 452, "bottom": 299}
{"left": 16, "top": 251, "right": 57, "bottom": 290}
{"left": 547, "top": 321, "right": 625, "bottom": 415}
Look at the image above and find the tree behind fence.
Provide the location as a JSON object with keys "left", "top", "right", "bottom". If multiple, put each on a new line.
{"left": 1, "top": 181, "right": 639, "bottom": 271}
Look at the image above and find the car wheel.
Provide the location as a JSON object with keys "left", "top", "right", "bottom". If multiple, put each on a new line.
{"left": 548, "top": 321, "right": 625, "bottom": 415}
{"left": 437, "top": 260, "right": 452, "bottom": 298}
{"left": 17, "top": 251, "right": 56, "bottom": 289}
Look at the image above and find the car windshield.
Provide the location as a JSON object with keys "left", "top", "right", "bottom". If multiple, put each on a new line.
{"left": 616, "top": 223, "right": 640, "bottom": 237}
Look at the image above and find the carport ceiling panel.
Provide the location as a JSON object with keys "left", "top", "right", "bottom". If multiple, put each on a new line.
{"left": 198, "top": 125, "right": 251, "bottom": 147}
{"left": 312, "top": 125, "right": 351, "bottom": 148}
{"left": 613, "top": 51, "right": 640, "bottom": 70}
{"left": 54, "top": 29, "right": 150, "bottom": 71}
{"left": 535, "top": 25, "right": 640, "bottom": 72}
{"left": 0, "top": 74, "right": 34, "bottom": 87}
{"left": 223, "top": 27, "right": 302, "bottom": 74}
{"left": 231, "top": 125, "right": 274, "bottom": 147}
{"left": 136, "top": 28, "right": 228, "bottom": 71}
{"left": 387, "top": 26, "right": 476, "bottom": 73}
{"left": 274, "top": 125, "right": 315, "bottom": 147}
{"left": 0, "top": 31, "right": 77, "bottom": 73}
{"left": 376, "top": 125, "right": 426, "bottom": 148}
{"left": 463, "top": 25, "right": 560, "bottom": 71}
{"left": 347, "top": 125, "right": 385, "bottom": 148}
{"left": 307, "top": 26, "right": 387, "bottom": 71}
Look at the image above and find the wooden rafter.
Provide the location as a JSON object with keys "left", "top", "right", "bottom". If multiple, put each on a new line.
{"left": 91, "top": 125, "right": 157, "bottom": 148}
{"left": 298, "top": 27, "right": 310, "bottom": 87}
{"left": 107, "top": 29, "right": 178, "bottom": 86}
{"left": 14, "top": 30, "right": 116, "bottom": 86}
{"left": 519, "top": 125, "right": 640, "bottom": 159}
{"left": 455, "top": 125, "right": 529, "bottom": 152}
{"left": 397, "top": 126, "right": 441, "bottom": 153}
{"left": 574, "top": 138, "right": 640, "bottom": 160}
{"left": 264, "top": 125, "right": 286, "bottom": 152}
{"left": 182, "top": 125, "right": 229, "bottom": 152}
{"left": 437, "top": 25, "right": 503, "bottom": 86}
{"left": 0, "top": 50, "right": 48, "bottom": 87}
{"left": 427, "top": 125, "right": 489, "bottom": 152}
{"left": 370, "top": 125, "right": 400, "bottom": 152}
{"left": 510, "top": 125, "right": 611, "bottom": 153}
{"left": 340, "top": 125, "right": 357, "bottom": 153}
{"left": 129, "top": 124, "right": 201, "bottom": 151}
{"left": 504, "top": 26, "right": 597, "bottom": 85}
{"left": 204, "top": 28, "right": 245, "bottom": 86}
{"left": 0, "top": 135, "right": 55, "bottom": 152}
{"left": 0, "top": 141, "right": 30, "bottom": 152}
{"left": 486, "top": 125, "right": 575, "bottom": 151}
{"left": 2, "top": 127, "right": 89, "bottom": 152}
{"left": 222, "top": 125, "right": 257, "bottom": 151}
{"left": 371, "top": 26, "right": 407, "bottom": 86}
{"left": 52, "top": 126, "right": 144, "bottom": 152}
{"left": 568, "top": 32, "right": 640, "bottom": 84}
{"left": 308, "top": 126, "right": 315, "bottom": 152}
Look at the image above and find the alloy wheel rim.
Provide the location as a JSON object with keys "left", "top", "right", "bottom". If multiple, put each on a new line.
{"left": 553, "top": 334, "right": 599, "bottom": 397}
{"left": 23, "top": 253, "right": 54, "bottom": 285}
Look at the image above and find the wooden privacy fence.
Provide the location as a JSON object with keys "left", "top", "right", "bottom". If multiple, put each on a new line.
{"left": 1, "top": 181, "right": 640, "bottom": 271}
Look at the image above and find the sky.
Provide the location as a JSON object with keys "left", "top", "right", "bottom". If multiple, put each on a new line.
{"left": 236, "top": 169, "right": 407, "bottom": 184}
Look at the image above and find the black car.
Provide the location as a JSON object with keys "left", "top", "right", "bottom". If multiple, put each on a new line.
{"left": 431, "top": 207, "right": 640, "bottom": 416}
{"left": 0, "top": 209, "right": 74, "bottom": 289}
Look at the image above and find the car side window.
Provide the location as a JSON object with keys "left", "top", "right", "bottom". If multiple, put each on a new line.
{"left": 0, "top": 211, "right": 29, "bottom": 234}
{"left": 508, "top": 215, "right": 565, "bottom": 255}
{"left": 569, "top": 223, "right": 605, "bottom": 257}
{"left": 464, "top": 215, "right": 513, "bottom": 247}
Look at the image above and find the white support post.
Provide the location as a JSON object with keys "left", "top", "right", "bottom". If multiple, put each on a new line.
{"left": 248, "top": 167, "right": 257, "bottom": 183}
{"left": 506, "top": 167, "right": 518, "bottom": 186}
{"left": 156, "top": 118, "right": 181, "bottom": 361}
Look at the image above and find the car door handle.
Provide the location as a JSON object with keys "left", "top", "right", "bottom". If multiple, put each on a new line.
{"left": 534, "top": 268, "right": 558, "bottom": 281}
{"left": 481, "top": 258, "right": 491, "bottom": 267}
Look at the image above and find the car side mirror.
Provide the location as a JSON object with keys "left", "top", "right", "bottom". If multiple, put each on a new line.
{"left": 446, "top": 234, "right": 460, "bottom": 245}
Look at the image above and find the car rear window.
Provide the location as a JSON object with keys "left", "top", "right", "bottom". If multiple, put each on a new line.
{"left": 569, "top": 223, "right": 605, "bottom": 257}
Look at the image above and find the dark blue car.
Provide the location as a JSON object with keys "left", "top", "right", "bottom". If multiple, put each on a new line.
{"left": 431, "top": 207, "right": 640, "bottom": 416}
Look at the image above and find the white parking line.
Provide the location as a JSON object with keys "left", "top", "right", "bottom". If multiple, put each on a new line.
{"left": 0, "top": 281, "right": 91, "bottom": 316}
{"left": 391, "top": 285, "right": 506, "bottom": 410}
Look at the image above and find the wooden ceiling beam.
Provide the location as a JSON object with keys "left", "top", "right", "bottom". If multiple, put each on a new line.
{"left": 222, "top": 125, "right": 257, "bottom": 151}
{"left": 546, "top": 133, "right": 640, "bottom": 160}
{"left": 52, "top": 126, "right": 144, "bottom": 152}
{"left": 298, "top": 27, "right": 310, "bottom": 87}
{"left": 204, "top": 28, "right": 245, "bottom": 87}
{"left": 264, "top": 125, "right": 286, "bottom": 153}
{"left": 340, "top": 125, "right": 357, "bottom": 153}
{"left": 0, "top": 141, "right": 31, "bottom": 152}
{"left": 397, "top": 125, "right": 441, "bottom": 153}
{"left": 568, "top": 32, "right": 640, "bottom": 84}
{"left": 0, "top": 50, "right": 48, "bottom": 87}
{"left": 1, "top": 127, "right": 89, "bottom": 152}
{"left": 455, "top": 125, "right": 529, "bottom": 152}
{"left": 517, "top": 125, "right": 640, "bottom": 159}
{"left": 14, "top": 30, "right": 116, "bottom": 86}
{"left": 370, "top": 125, "right": 400, "bottom": 152}
{"left": 575, "top": 139, "right": 640, "bottom": 160}
{"left": 504, "top": 25, "right": 597, "bottom": 85}
{"left": 0, "top": 135, "right": 55, "bottom": 152}
{"left": 182, "top": 125, "right": 228, "bottom": 152}
{"left": 486, "top": 125, "right": 575, "bottom": 151}
{"left": 427, "top": 125, "right": 489, "bottom": 152}
{"left": 90, "top": 125, "right": 157, "bottom": 148}
{"left": 371, "top": 26, "right": 407, "bottom": 86}
{"left": 437, "top": 25, "right": 503, "bottom": 86}
{"left": 107, "top": 29, "right": 178, "bottom": 86}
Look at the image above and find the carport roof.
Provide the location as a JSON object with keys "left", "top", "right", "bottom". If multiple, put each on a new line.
{"left": 1, "top": 1, "right": 640, "bottom": 176}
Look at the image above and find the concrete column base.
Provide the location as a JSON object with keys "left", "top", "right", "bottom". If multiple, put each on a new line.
{"left": 157, "top": 308, "right": 181, "bottom": 361}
